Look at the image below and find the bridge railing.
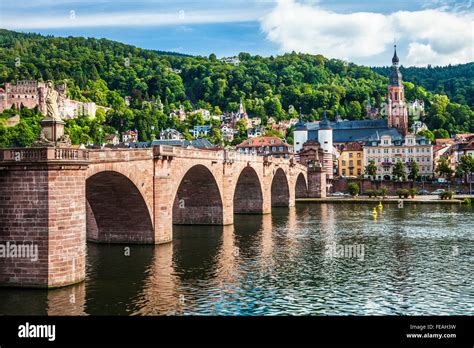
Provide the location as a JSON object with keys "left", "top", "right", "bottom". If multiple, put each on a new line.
{"left": 0, "top": 147, "right": 89, "bottom": 163}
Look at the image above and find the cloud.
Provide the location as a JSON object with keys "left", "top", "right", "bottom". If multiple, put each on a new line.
{"left": 0, "top": 9, "right": 263, "bottom": 29}
{"left": 260, "top": 0, "right": 474, "bottom": 66}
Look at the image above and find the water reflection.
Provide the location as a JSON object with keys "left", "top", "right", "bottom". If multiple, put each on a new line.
{"left": 0, "top": 203, "right": 472, "bottom": 315}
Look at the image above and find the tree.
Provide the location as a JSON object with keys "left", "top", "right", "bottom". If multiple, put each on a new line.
{"left": 418, "top": 129, "right": 434, "bottom": 142}
{"left": 433, "top": 128, "right": 450, "bottom": 139}
{"left": 365, "top": 160, "right": 377, "bottom": 180}
{"left": 409, "top": 160, "right": 419, "bottom": 182}
{"left": 458, "top": 154, "right": 474, "bottom": 180}
{"left": 347, "top": 182, "right": 360, "bottom": 196}
{"left": 436, "top": 157, "right": 454, "bottom": 180}
{"left": 392, "top": 161, "right": 406, "bottom": 181}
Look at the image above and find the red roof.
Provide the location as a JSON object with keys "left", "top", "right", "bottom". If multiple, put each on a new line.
{"left": 237, "top": 136, "right": 289, "bottom": 148}
{"left": 464, "top": 139, "right": 474, "bottom": 151}
{"left": 435, "top": 138, "right": 455, "bottom": 146}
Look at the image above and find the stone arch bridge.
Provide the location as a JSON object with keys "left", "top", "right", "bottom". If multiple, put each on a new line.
{"left": 0, "top": 146, "right": 321, "bottom": 288}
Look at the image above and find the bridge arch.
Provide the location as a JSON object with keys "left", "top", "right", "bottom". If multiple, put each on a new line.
{"left": 271, "top": 168, "right": 290, "bottom": 207}
{"left": 234, "top": 166, "right": 264, "bottom": 213}
{"left": 295, "top": 172, "right": 308, "bottom": 198}
{"left": 173, "top": 164, "right": 223, "bottom": 225}
{"left": 86, "top": 171, "right": 154, "bottom": 243}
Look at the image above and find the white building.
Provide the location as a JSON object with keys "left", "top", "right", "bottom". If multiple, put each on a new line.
{"left": 363, "top": 133, "right": 433, "bottom": 180}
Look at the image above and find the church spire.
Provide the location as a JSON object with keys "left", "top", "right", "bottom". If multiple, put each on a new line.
{"left": 389, "top": 44, "right": 403, "bottom": 87}
{"left": 392, "top": 44, "right": 399, "bottom": 66}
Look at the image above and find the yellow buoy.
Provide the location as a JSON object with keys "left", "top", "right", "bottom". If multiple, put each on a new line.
{"left": 372, "top": 207, "right": 378, "bottom": 217}
{"left": 378, "top": 201, "right": 383, "bottom": 210}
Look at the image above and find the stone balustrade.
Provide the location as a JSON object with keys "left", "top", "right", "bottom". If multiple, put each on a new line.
{"left": 0, "top": 147, "right": 89, "bottom": 163}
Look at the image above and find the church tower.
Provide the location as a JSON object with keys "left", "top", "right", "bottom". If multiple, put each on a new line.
{"left": 386, "top": 45, "right": 409, "bottom": 136}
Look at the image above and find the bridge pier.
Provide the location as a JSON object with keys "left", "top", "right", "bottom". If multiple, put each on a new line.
{"left": 0, "top": 148, "right": 89, "bottom": 288}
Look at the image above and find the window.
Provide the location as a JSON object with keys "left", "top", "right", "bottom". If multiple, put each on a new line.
{"left": 279, "top": 146, "right": 283, "bottom": 152}
{"left": 342, "top": 169, "right": 346, "bottom": 176}
{"left": 342, "top": 160, "right": 346, "bottom": 166}
{"left": 349, "top": 153, "right": 353, "bottom": 158}
{"left": 349, "top": 160, "right": 354, "bottom": 167}
{"left": 272, "top": 146, "right": 276, "bottom": 152}
{"left": 357, "top": 160, "right": 361, "bottom": 166}
{"left": 357, "top": 153, "right": 361, "bottom": 158}
{"left": 384, "top": 140, "right": 388, "bottom": 145}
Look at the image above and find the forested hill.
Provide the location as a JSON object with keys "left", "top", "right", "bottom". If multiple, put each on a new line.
{"left": 372, "top": 63, "right": 474, "bottom": 107}
{"left": 0, "top": 29, "right": 473, "bottom": 147}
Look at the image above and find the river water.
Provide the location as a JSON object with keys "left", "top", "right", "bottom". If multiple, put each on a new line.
{"left": 1, "top": 203, "right": 473, "bottom": 316}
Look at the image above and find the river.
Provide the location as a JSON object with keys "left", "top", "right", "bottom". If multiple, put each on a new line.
{"left": 1, "top": 203, "right": 472, "bottom": 315}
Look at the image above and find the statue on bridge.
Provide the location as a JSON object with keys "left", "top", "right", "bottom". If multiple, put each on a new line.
{"left": 45, "top": 80, "right": 61, "bottom": 122}
{"left": 34, "top": 81, "right": 71, "bottom": 147}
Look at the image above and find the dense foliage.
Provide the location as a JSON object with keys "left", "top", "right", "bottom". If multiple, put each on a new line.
{"left": 372, "top": 63, "right": 474, "bottom": 107}
{"left": 0, "top": 29, "right": 473, "bottom": 147}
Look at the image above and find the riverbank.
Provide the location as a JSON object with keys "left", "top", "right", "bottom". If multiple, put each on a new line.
{"left": 297, "top": 196, "right": 471, "bottom": 204}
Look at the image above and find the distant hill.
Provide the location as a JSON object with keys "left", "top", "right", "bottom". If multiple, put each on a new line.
{"left": 0, "top": 29, "right": 472, "bottom": 147}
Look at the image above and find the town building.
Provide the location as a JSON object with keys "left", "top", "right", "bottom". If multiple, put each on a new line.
{"left": 363, "top": 133, "right": 433, "bottom": 180}
{"left": 338, "top": 142, "right": 364, "bottom": 177}
{"left": 236, "top": 136, "right": 293, "bottom": 158}
{"left": 170, "top": 108, "right": 187, "bottom": 122}
{"left": 104, "top": 134, "right": 120, "bottom": 145}
{"left": 194, "top": 108, "right": 211, "bottom": 120}
{"left": 192, "top": 125, "right": 212, "bottom": 138}
{"left": 220, "top": 125, "right": 235, "bottom": 142}
{"left": 247, "top": 126, "right": 264, "bottom": 138}
{"left": 159, "top": 128, "right": 184, "bottom": 140}
{"left": 123, "top": 130, "right": 139, "bottom": 143}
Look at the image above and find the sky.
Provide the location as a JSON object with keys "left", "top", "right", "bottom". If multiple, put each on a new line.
{"left": 0, "top": 0, "right": 473, "bottom": 67}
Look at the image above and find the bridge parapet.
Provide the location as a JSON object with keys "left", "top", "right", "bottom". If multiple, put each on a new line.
{"left": 88, "top": 147, "right": 153, "bottom": 163}
{"left": 0, "top": 147, "right": 89, "bottom": 164}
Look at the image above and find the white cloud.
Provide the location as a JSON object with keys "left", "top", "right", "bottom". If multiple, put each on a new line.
{"left": 1, "top": 9, "right": 263, "bottom": 29}
{"left": 260, "top": 0, "right": 474, "bottom": 66}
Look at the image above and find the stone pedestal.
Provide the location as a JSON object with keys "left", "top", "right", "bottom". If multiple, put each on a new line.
{"left": 35, "top": 116, "right": 70, "bottom": 147}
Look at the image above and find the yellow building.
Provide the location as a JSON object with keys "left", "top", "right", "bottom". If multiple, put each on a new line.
{"left": 338, "top": 142, "right": 364, "bottom": 177}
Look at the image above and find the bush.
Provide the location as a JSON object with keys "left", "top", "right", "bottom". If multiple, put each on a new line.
{"left": 463, "top": 198, "right": 471, "bottom": 205}
{"left": 379, "top": 187, "right": 387, "bottom": 197}
{"left": 408, "top": 188, "right": 418, "bottom": 197}
{"left": 439, "top": 190, "right": 453, "bottom": 200}
{"left": 348, "top": 182, "right": 360, "bottom": 197}
{"left": 396, "top": 188, "right": 409, "bottom": 198}
{"left": 366, "top": 189, "right": 374, "bottom": 198}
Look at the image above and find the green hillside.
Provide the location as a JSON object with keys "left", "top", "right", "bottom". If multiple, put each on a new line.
{"left": 0, "top": 29, "right": 472, "bottom": 147}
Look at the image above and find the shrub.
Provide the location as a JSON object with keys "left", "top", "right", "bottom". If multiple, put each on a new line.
{"left": 379, "top": 187, "right": 387, "bottom": 197}
{"left": 366, "top": 189, "right": 374, "bottom": 198}
{"left": 408, "top": 188, "right": 418, "bottom": 198}
{"left": 348, "top": 182, "right": 360, "bottom": 197}
{"left": 463, "top": 198, "right": 471, "bottom": 205}
{"left": 396, "top": 188, "right": 409, "bottom": 198}
{"left": 439, "top": 190, "right": 453, "bottom": 200}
